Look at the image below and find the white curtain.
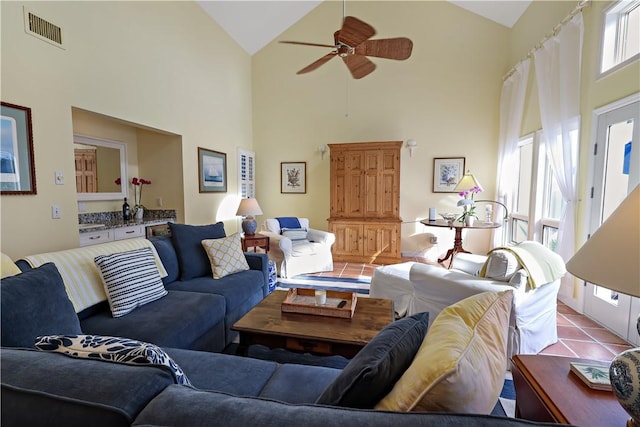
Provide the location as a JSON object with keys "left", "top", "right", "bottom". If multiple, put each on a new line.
{"left": 533, "top": 13, "right": 584, "bottom": 298}
{"left": 492, "top": 59, "right": 530, "bottom": 247}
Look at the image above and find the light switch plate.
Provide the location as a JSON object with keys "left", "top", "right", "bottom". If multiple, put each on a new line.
{"left": 54, "top": 171, "right": 64, "bottom": 185}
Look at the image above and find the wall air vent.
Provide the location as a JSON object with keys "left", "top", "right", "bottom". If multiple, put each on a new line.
{"left": 23, "top": 7, "right": 65, "bottom": 49}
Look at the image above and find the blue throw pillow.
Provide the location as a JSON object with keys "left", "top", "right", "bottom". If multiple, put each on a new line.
{"left": 276, "top": 217, "right": 301, "bottom": 230}
{"left": 315, "top": 312, "right": 429, "bottom": 409}
{"left": 169, "top": 222, "right": 226, "bottom": 280}
{"left": 1, "top": 263, "right": 82, "bottom": 348}
{"left": 35, "top": 334, "right": 192, "bottom": 386}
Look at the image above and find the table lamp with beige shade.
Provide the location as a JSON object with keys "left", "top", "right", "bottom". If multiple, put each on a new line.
{"left": 566, "top": 184, "right": 640, "bottom": 427}
{"left": 236, "top": 197, "right": 263, "bottom": 236}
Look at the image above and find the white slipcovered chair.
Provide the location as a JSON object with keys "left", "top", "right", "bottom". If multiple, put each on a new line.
{"left": 370, "top": 241, "right": 566, "bottom": 357}
{"left": 262, "top": 217, "right": 335, "bottom": 278}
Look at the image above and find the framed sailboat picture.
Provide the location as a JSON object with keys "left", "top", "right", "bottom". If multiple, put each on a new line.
{"left": 198, "top": 147, "right": 227, "bottom": 193}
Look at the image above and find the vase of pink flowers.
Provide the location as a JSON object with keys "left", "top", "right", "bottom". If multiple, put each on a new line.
{"left": 457, "top": 185, "right": 483, "bottom": 226}
{"left": 115, "top": 177, "right": 151, "bottom": 220}
{"left": 131, "top": 177, "right": 151, "bottom": 220}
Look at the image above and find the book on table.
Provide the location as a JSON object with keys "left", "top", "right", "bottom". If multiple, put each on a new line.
{"left": 569, "top": 361, "right": 612, "bottom": 391}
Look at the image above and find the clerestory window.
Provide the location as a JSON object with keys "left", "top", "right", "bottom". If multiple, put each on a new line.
{"left": 600, "top": 0, "right": 640, "bottom": 76}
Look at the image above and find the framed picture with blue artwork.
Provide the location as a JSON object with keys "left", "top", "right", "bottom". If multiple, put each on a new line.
{"left": 198, "top": 147, "right": 227, "bottom": 193}
{"left": 433, "top": 157, "right": 465, "bottom": 193}
{"left": 281, "top": 161, "right": 306, "bottom": 194}
{"left": 1, "top": 102, "right": 36, "bottom": 195}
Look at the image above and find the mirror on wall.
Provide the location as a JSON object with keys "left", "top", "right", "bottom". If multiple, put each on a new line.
{"left": 74, "top": 134, "right": 128, "bottom": 201}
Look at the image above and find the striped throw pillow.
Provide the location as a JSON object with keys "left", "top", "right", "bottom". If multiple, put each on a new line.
{"left": 201, "top": 233, "right": 249, "bottom": 279}
{"left": 94, "top": 247, "right": 168, "bottom": 318}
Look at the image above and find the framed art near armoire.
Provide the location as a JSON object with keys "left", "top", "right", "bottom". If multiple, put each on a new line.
{"left": 433, "top": 157, "right": 465, "bottom": 193}
{"left": 281, "top": 162, "right": 306, "bottom": 194}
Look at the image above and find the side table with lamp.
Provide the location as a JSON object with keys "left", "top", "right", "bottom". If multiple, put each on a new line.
{"left": 510, "top": 185, "right": 639, "bottom": 426}
{"left": 565, "top": 184, "right": 640, "bottom": 427}
{"left": 236, "top": 197, "right": 269, "bottom": 252}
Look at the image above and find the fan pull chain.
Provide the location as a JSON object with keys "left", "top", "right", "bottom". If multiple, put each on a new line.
{"left": 344, "top": 71, "right": 350, "bottom": 118}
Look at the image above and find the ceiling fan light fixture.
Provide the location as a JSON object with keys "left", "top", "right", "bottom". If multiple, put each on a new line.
{"left": 280, "top": 16, "right": 413, "bottom": 79}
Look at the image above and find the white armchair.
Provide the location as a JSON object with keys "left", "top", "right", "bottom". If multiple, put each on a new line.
{"left": 370, "top": 241, "right": 566, "bottom": 357}
{"left": 262, "top": 218, "right": 335, "bottom": 278}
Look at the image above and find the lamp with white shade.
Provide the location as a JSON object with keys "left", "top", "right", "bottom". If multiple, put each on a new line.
{"left": 453, "top": 170, "right": 482, "bottom": 193}
{"left": 566, "top": 184, "right": 640, "bottom": 426}
{"left": 236, "top": 197, "right": 263, "bottom": 235}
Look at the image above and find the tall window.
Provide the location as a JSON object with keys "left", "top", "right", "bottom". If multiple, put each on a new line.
{"left": 237, "top": 148, "right": 256, "bottom": 198}
{"left": 510, "top": 132, "right": 564, "bottom": 251}
{"left": 600, "top": 0, "right": 640, "bottom": 76}
{"left": 511, "top": 136, "right": 533, "bottom": 243}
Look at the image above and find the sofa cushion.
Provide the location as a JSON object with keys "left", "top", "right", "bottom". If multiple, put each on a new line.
{"left": 1, "top": 347, "right": 173, "bottom": 427}
{"left": 169, "top": 222, "right": 226, "bottom": 280}
{"left": 35, "top": 334, "right": 191, "bottom": 385}
{"left": 375, "top": 290, "right": 513, "bottom": 413}
{"left": 282, "top": 228, "right": 308, "bottom": 241}
{"left": 483, "top": 250, "right": 520, "bottom": 281}
{"left": 316, "top": 312, "right": 429, "bottom": 409}
{"left": 133, "top": 385, "right": 531, "bottom": 427}
{"left": 94, "top": 247, "right": 168, "bottom": 317}
{"left": 1, "top": 252, "right": 21, "bottom": 278}
{"left": 202, "top": 233, "right": 250, "bottom": 279}
{"left": 261, "top": 363, "right": 342, "bottom": 404}
{"left": 164, "top": 347, "right": 279, "bottom": 395}
{"left": 149, "top": 236, "right": 180, "bottom": 284}
{"left": 508, "top": 268, "right": 529, "bottom": 289}
{"left": 1, "top": 263, "right": 81, "bottom": 348}
{"left": 80, "top": 290, "right": 226, "bottom": 351}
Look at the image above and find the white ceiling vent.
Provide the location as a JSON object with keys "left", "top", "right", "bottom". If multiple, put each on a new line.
{"left": 23, "top": 7, "right": 65, "bottom": 49}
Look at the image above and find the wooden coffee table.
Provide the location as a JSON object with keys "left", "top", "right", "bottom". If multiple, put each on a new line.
{"left": 511, "top": 354, "right": 628, "bottom": 426}
{"left": 232, "top": 290, "right": 394, "bottom": 358}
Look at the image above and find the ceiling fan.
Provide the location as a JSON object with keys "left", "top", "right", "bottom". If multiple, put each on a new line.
{"left": 280, "top": 16, "right": 413, "bottom": 79}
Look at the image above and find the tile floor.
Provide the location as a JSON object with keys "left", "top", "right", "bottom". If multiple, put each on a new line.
{"left": 313, "top": 261, "right": 633, "bottom": 362}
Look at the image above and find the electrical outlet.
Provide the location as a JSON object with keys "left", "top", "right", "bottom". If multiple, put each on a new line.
{"left": 156, "top": 197, "right": 163, "bottom": 207}
{"left": 52, "top": 205, "right": 61, "bottom": 219}
{"left": 54, "top": 171, "right": 64, "bottom": 185}
{"left": 78, "top": 202, "right": 86, "bottom": 212}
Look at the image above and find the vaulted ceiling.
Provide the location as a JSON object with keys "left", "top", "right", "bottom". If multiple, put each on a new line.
{"left": 198, "top": 1, "right": 532, "bottom": 55}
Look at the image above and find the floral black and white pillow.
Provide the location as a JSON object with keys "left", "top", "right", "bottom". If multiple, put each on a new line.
{"left": 35, "top": 334, "right": 191, "bottom": 386}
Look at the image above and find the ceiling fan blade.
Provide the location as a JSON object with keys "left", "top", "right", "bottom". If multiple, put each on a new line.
{"left": 337, "top": 16, "right": 375, "bottom": 47}
{"left": 297, "top": 52, "right": 338, "bottom": 74}
{"left": 280, "top": 41, "right": 336, "bottom": 49}
{"left": 343, "top": 54, "right": 376, "bottom": 79}
{"left": 355, "top": 38, "right": 413, "bottom": 60}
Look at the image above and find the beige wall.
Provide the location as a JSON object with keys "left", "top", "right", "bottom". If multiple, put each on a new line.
{"left": 2, "top": 1, "right": 638, "bottom": 263}
{"left": 252, "top": 1, "right": 510, "bottom": 257}
{"left": 1, "top": 1, "right": 252, "bottom": 258}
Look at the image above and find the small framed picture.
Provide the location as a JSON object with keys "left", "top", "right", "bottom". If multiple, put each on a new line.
{"left": 1, "top": 102, "right": 36, "bottom": 195}
{"left": 198, "top": 147, "right": 227, "bottom": 193}
{"left": 433, "top": 157, "right": 465, "bottom": 193}
{"left": 281, "top": 161, "right": 306, "bottom": 194}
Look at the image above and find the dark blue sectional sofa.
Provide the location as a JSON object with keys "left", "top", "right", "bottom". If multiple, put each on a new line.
{"left": 0, "top": 223, "right": 566, "bottom": 426}
{"left": 12, "top": 222, "right": 269, "bottom": 353}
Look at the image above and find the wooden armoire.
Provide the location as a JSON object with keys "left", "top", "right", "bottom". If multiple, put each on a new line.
{"left": 328, "top": 141, "right": 402, "bottom": 264}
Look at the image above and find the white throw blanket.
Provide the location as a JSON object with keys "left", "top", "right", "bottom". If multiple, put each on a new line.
{"left": 22, "top": 238, "right": 167, "bottom": 313}
{"left": 481, "top": 241, "right": 566, "bottom": 289}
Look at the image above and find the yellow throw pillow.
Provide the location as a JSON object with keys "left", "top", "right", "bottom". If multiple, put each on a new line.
{"left": 1, "top": 252, "right": 21, "bottom": 278}
{"left": 375, "top": 290, "right": 513, "bottom": 414}
{"left": 201, "top": 233, "right": 250, "bottom": 279}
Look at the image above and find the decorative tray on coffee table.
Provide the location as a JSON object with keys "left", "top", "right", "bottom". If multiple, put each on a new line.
{"left": 281, "top": 288, "right": 357, "bottom": 318}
